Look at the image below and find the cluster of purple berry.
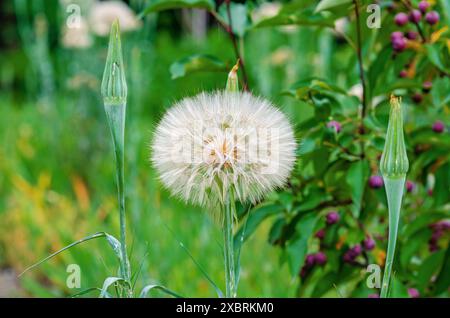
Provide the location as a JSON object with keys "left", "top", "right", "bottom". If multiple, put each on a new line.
{"left": 391, "top": 1, "right": 441, "bottom": 104}
{"left": 392, "top": 0, "right": 439, "bottom": 53}
{"left": 300, "top": 211, "right": 341, "bottom": 277}
{"left": 343, "top": 236, "right": 376, "bottom": 264}
{"left": 428, "top": 220, "right": 450, "bottom": 252}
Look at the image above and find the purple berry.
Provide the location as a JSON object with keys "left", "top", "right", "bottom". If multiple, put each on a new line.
{"left": 409, "top": 10, "right": 422, "bottom": 23}
{"left": 406, "top": 180, "right": 415, "bottom": 193}
{"left": 432, "top": 120, "right": 445, "bottom": 133}
{"left": 327, "top": 120, "right": 341, "bottom": 133}
{"left": 314, "top": 252, "right": 327, "bottom": 266}
{"left": 369, "top": 175, "right": 384, "bottom": 189}
{"left": 399, "top": 70, "right": 408, "bottom": 78}
{"left": 406, "top": 31, "right": 418, "bottom": 40}
{"left": 363, "top": 237, "right": 376, "bottom": 251}
{"left": 412, "top": 92, "right": 423, "bottom": 104}
{"left": 408, "top": 288, "right": 420, "bottom": 298}
{"left": 352, "top": 244, "right": 362, "bottom": 256}
{"left": 418, "top": 1, "right": 430, "bottom": 13}
{"left": 422, "top": 81, "right": 432, "bottom": 93}
{"left": 425, "top": 11, "right": 439, "bottom": 25}
{"left": 315, "top": 229, "right": 325, "bottom": 240}
{"left": 392, "top": 36, "right": 407, "bottom": 52}
{"left": 368, "top": 293, "right": 380, "bottom": 298}
{"left": 343, "top": 252, "right": 353, "bottom": 263}
{"left": 326, "top": 211, "right": 340, "bottom": 225}
{"left": 395, "top": 12, "right": 409, "bottom": 26}
{"left": 391, "top": 31, "right": 404, "bottom": 41}
{"left": 305, "top": 254, "right": 315, "bottom": 268}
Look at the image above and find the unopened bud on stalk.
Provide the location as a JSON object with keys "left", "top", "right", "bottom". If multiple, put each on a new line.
{"left": 101, "top": 20, "right": 127, "bottom": 105}
{"left": 226, "top": 60, "right": 240, "bottom": 92}
{"left": 380, "top": 96, "right": 409, "bottom": 179}
{"left": 379, "top": 95, "right": 409, "bottom": 298}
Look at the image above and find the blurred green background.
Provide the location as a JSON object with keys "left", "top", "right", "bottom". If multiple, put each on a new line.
{"left": 0, "top": 0, "right": 449, "bottom": 297}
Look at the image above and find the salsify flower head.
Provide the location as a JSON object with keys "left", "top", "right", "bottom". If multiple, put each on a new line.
{"left": 151, "top": 91, "right": 297, "bottom": 209}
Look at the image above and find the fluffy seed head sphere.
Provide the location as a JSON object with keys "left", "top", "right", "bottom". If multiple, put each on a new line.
{"left": 151, "top": 91, "right": 297, "bottom": 208}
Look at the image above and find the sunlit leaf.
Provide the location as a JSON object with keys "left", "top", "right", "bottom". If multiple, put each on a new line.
{"left": 315, "top": 0, "right": 352, "bottom": 13}
{"left": 140, "top": 0, "right": 215, "bottom": 16}
{"left": 170, "top": 54, "right": 227, "bottom": 79}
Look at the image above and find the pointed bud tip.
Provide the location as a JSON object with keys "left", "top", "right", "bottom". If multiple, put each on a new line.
{"left": 390, "top": 94, "right": 402, "bottom": 109}
{"left": 226, "top": 60, "right": 240, "bottom": 92}
{"left": 101, "top": 19, "right": 127, "bottom": 104}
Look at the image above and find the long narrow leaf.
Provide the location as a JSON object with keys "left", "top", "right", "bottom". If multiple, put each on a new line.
{"left": 162, "top": 222, "right": 224, "bottom": 298}
{"left": 70, "top": 287, "right": 102, "bottom": 298}
{"left": 100, "top": 277, "right": 129, "bottom": 298}
{"left": 19, "top": 232, "right": 108, "bottom": 277}
{"left": 140, "top": 284, "right": 183, "bottom": 298}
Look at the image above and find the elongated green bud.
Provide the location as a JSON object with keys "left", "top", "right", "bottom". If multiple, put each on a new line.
{"left": 379, "top": 96, "right": 409, "bottom": 179}
{"left": 101, "top": 20, "right": 127, "bottom": 105}
{"left": 226, "top": 60, "right": 240, "bottom": 92}
{"left": 379, "top": 95, "right": 409, "bottom": 298}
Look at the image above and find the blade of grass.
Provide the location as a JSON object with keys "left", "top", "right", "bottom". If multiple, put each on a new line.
{"left": 19, "top": 232, "right": 107, "bottom": 277}
{"left": 162, "top": 222, "right": 224, "bottom": 298}
{"left": 140, "top": 284, "right": 183, "bottom": 298}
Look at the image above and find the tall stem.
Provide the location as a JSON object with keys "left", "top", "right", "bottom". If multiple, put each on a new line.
{"left": 105, "top": 103, "right": 132, "bottom": 296}
{"left": 380, "top": 177, "right": 405, "bottom": 298}
{"left": 353, "top": 0, "right": 367, "bottom": 118}
{"left": 222, "top": 192, "right": 237, "bottom": 298}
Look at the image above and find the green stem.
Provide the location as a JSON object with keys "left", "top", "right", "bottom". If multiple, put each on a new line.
{"left": 380, "top": 177, "right": 405, "bottom": 298}
{"left": 105, "top": 102, "right": 132, "bottom": 297}
{"left": 222, "top": 192, "right": 237, "bottom": 298}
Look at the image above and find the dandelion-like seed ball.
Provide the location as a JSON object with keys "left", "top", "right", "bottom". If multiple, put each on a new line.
{"left": 151, "top": 91, "right": 296, "bottom": 209}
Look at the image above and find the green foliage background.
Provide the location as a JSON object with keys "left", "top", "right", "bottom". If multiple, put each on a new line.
{"left": 0, "top": 0, "right": 448, "bottom": 297}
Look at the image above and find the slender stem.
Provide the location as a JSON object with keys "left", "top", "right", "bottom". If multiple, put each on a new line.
{"left": 105, "top": 103, "right": 132, "bottom": 297}
{"left": 222, "top": 192, "right": 237, "bottom": 298}
{"left": 380, "top": 177, "right": 405, "bottom": 298}
{"left": 353, "top": 0, "right": 367, "bottom": 119}
{"left": 209, "top": 2, "right": 249, "bottom": 90}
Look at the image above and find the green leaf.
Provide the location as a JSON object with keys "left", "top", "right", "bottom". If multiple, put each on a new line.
{"left": 315, "top": 0, "right": 352, "bottom": 13}
{"left": 400, "top": 228, "right": 431, "bottom": 268}
{"left": 100, "top": 277, "right": 129, "bottom": 298}
{"left": 425, "top": 44, "right": 450, "bottom": 74}
{"left": 416, "top": 250, "right": 445, "bottom": 292}
{"left": 435, "top": 246, "right": 450, "bottom": 294}
{"left": 140, "top": 0, "right": 215, "bottom": 15}
{"left": 19, "top": 232, "right": 110, "bottom": 277}
{"left": 286, "top": 213, "right": 318, "bottom": 277}
{"left": 234, "top": 203, "right": 283, "bottom": 244}
{"left": 170, "top": 54, "right": 227, "bottom": 79}
{"left": 70, "top": 287, "right": 102, "bottom": 298}
{"left": 345, "top": 160, "right": 369, "bottom": 218}
{"left": 219, "top": 3, "right": 249, "bottom": 37}
{"left": 140, "top": 284, "right": 183, "bottom": 298}
{"left": 253, "top": 8, "right": 335, "bottom": 28}
{"left": 283, "top": 77, "right": 347, "bottom": 100}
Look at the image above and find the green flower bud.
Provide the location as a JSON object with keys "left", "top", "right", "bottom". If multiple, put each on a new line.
{"left": 226, "top": 60, "right": 240, "bottom": 92}
{"left": 101, "top": 20, "right": 127, "bottom": 105}
{"left": 380, "top": 96, "right": 409, "bottom": 179}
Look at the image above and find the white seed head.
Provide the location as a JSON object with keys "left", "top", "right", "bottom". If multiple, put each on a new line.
{"left": 151, "top": 91, "right": 297, "bottom": 208}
